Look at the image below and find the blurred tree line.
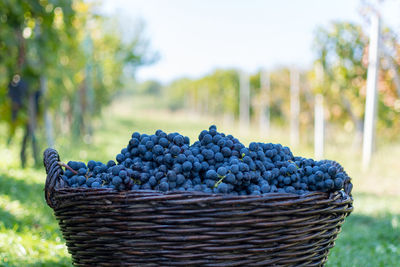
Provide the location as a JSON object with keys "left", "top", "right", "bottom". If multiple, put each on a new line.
{"left": 149, "top": 21, "right": 400, "bottom": 141}
{"left": 0, "top": 0, "right": 155, "bottom": 166}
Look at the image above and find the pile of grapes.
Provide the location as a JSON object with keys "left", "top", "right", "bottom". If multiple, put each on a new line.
{"left": 61, "top": 125, "right": 347, "bottom": 195}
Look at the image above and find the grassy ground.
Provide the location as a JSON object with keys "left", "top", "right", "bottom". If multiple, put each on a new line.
{"left": 0, "top": 94, "right": 399, "bottom": 266}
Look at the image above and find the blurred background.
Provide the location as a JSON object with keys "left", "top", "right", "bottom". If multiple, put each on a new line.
{"left": 0, "top": 0, "right": 399, "bottom": 266}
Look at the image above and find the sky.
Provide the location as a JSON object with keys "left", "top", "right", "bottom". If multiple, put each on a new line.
{"left": 99, "top": 0, "right": 400, "bottom": 83}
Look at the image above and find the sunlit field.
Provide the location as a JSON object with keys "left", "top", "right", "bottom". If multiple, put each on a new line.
{"left": 2, "top": 0, "right": 400, "bottom": 266}
{"left": 1, "top": 94, "right": 399, "bottom": 266}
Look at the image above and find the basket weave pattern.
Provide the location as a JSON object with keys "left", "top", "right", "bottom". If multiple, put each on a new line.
{"left": 44, "top": 148, "right": 353, "bottom": 266}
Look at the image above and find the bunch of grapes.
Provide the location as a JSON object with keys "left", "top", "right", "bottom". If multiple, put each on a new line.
{"left": 61, "top": 125, "right": 347, "bottom": 195}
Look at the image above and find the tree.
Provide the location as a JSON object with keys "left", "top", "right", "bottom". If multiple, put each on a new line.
{"left": 312, "top": 22, "right": 368, "bottom": 141}
{"left": 0, "top": 0, "right": 155, "bottom": 166}
{"left": 312, "top": 21, "right": 400, "bottom": 140}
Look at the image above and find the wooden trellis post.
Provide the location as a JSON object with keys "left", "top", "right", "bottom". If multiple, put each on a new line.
{"left": 314, "top": 63, "right": 324, "bottom": 160}
{"left": 314, "top": 94, "right": 324, "bottom": 160}
{"left": 260, "top": 70, "right": 270, "bottom": 136}
{"left": 290, "top": 68, "right": 300, "bottom": 147}
{"left": 239, "top": 70, "right": 250, "bottom": 130}
{"left": 40, "top": 76, "right": 54, "bottom": 148}
{"left": 362, "top": 12, "right": 380, "bottom": 169}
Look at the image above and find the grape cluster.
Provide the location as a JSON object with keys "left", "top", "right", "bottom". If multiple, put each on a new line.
{"left": 61, "top": 125, "right": 347, "bottom": 195}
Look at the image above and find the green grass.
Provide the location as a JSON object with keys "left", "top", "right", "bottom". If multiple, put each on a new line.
{"left": 0, "top": 166, "right": 71, "bottom": 266}
{"left": 328, "top": 212, "right": 400, "bottom": 267}
{"left": 0, "top": 94, "right": 399, "bottom": 266}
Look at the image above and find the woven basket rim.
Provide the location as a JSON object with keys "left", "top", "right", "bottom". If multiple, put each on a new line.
{"left": 50, "top": 188, "right": 353, "bottom": 214}
{"left": 52, "top": 187, "right": 352, "bottom": 200}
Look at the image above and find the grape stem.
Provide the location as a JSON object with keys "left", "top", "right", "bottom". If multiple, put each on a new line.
{"left": 58, "top": 161, "right": 78, "bottom": 175}
{"left": 214, "top": 176, "right": 226, "bottom": 188}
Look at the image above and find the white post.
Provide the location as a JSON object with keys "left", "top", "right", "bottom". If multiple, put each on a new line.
{"left": 260, "top": 70, "right": 270, "bottom": 136}
{"left": 314, "top": 94, "right": 324, "bottom": 160}
{"left": 362, "top": 13, "right": 380, "bottom": 169}
{"left": 204, "top": 87, "right": 209, "bottom": 114}
{"left": 290, "top": 68, "right": 300, "bottom": 147}
{"left": 239, "top": 70, "right": 250, "bottom": 130}
{"left": 314, "top": 62, "right": 324, "bottom": 160}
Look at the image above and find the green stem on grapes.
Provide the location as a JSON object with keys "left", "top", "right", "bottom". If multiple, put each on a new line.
{"left": 214, "top": 176, "right": 226, "bottom": 188}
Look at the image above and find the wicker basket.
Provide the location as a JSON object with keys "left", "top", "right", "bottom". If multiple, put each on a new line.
{"left": 44, "top": 148, "right": 353, "bottom": 266}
